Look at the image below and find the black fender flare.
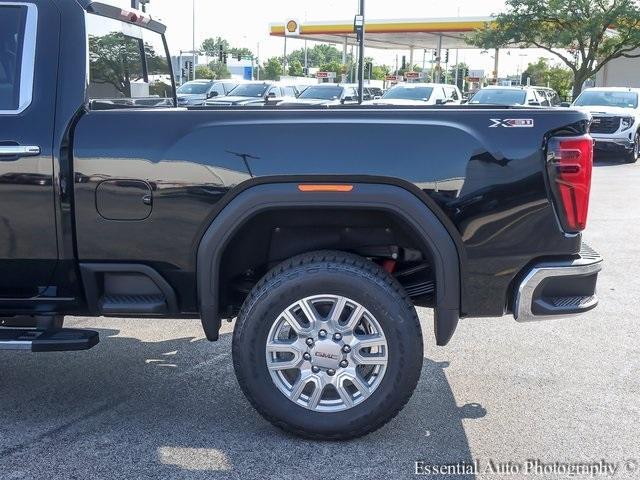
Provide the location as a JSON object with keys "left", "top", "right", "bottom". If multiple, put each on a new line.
{"left": 197, "top": 180, "right": 462, "bottom": 346}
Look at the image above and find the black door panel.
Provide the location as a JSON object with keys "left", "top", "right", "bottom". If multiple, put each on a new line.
{"left": 0, "top": 1, "right": 59, "bottom": 297}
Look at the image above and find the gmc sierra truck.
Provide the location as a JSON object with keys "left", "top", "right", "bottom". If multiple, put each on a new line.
{"left": 0, "top": 0, "right": 602, "bottom": 439}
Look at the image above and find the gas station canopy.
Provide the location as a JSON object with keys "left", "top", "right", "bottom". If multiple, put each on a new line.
{"left": 269, "top": 17, "right": 495, "bottom": 50}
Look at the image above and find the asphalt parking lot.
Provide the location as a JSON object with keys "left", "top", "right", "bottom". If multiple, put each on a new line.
{"left": 0, "top": 157, "right": 638, "bottom": 480}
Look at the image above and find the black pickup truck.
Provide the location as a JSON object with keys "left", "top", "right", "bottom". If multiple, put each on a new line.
{"left": 0, "top": 0, "right": 602, "bottom": 439}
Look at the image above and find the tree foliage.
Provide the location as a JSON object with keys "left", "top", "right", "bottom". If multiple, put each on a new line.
{"left": 371, "top": 64, "right": 391, "bottom": 80}
{"left": 522, "top": 57, "right": 574, "bottom": 99}
{"left": 195, "top": 65, "right": 215, "bottom": 80}
{"left": 288, "top": 59, "right": 304, "bottom": 77}
{"left": 469, "top": 0, "right": 640, "bottom": 96}
{"left": 287, "top": 44, "right": 351, "bottom": 67}
{"left": 209, "top": 62, "right": 231, "bottom": 79}
{"left": 201, "top": 37, "right": 229, "bottom": 56}
{"left": 263, "top": 57, "right": 283, "bottom": 80}
{"left": 201, "top": 38, "right": 253, "bottom": 59}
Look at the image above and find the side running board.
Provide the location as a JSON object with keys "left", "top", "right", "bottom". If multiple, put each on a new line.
{"left": 0, "top": 328, "right": 99, "bottom": 352}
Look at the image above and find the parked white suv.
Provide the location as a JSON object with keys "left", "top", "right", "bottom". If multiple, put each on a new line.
{"left": 363, "top": 83, "right": 462, "bottom": 106}
{"left": 572, "top": 87, "right": 640, "bottom": 163}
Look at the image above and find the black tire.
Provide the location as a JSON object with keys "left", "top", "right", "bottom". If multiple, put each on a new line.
{"left": 232, "top": 250, "right": 423, "bottom": 440}
{"left": 625, "top": 131, "right": 639, "bottom": 163}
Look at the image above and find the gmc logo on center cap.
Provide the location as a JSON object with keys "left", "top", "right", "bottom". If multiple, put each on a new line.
{"left": 315, "top": 352, "right": 338, "bottom": 360}
{"left": 489, "top": 118, "right": 534, "bottom": 128}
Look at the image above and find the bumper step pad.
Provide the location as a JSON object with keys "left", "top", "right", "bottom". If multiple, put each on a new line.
{"left": 0, "top": 328, "right": 99, "bottom": 352}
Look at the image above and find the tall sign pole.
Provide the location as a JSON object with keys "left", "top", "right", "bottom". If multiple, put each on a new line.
{"left": 354, "top": 0, "right": 365, "bottom": 103}
{"left": 192, "top": 0, "right": 196, "bottom": 80}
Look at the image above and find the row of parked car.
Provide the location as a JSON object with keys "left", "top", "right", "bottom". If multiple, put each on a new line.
{"left": 177, "top": 80, "right": 640, "bottom": 163}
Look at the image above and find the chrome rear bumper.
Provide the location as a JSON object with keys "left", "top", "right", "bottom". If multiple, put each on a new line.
{"left": 514, "top": 244, "right": 603, "bottom": 322}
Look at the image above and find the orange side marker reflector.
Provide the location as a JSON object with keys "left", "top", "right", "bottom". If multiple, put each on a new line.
{"left": 298, "top": 184, "right": 354, "bottom": 192}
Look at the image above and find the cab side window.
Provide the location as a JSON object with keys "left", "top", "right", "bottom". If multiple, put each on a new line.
{"left": 0, "top": 5, "right": 28, "bottom": 112}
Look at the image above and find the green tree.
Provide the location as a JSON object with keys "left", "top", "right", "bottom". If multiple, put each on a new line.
{"left": 229, "top": 47, "right": 254, "bottom": 60}
{"left": 288, "top": 59, "right": 304, "bottom": 77}
{"left": 195, "top": 65, "right": 215, "bottom": 80}
{"left": 263, "top": 57, "right": 283, "bottom": 80}
{"left": 469, "top": 0, "right": 640, "bottom": 98}
{"left": 201, "top": 37, "right": 229, "bottom": 56}
{"left": 522, "top": 58, "right": 574, "bottom": 99}
{"left": 319, "top": 60, "right": 344, "bottom": 81}
{"left": 288, "top": 44, "right": 350, "bottom": 67}
{"left": 209, "top": 62, "right": 231, "bottom": 79}
{"left": 371, "top": 64, "right": 391, "bottom": 80}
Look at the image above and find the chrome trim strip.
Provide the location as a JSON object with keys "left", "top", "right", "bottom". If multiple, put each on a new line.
{"left": 0, "top": 145, "right": 40, "bottom": 156}
{"left": 0, "top": 341, "right": 32, "bottom": 351}
{"left": 514, "top": 257, "right": 603, "bottom": 323}
{"left": 0, "top": 3, "right": 38, "bottom": 115}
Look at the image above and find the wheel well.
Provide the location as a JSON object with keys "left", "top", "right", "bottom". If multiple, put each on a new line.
{"left": 218, "top": 207, "right": 437, "bottom": 317}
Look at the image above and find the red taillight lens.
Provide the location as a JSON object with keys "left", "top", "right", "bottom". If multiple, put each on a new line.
{"left": 547, "top": 135, "right": 593, "bottom": 232}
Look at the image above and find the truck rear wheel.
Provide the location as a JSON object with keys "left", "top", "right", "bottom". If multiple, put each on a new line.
{"left": 232, "top": 251, "right": 423, "bottom": 439}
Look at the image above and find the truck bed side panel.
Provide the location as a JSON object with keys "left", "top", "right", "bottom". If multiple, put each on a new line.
{"left": 73, "top": 107, "right": 586, "bottom": 315}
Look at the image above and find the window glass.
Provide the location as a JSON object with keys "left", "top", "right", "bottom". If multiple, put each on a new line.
{"left": 536, "top": 90, "right": 550, "bottom": 106}
{"left": 574, "top": 90, "right": 638, "bottom": 108}
{"left": 177, "top": 81, "right": 211, "bottom": 94}
{"left": 382, "top": 86, "right": 433, "bottom": 101}
{"left": 86, "top": 13, "right": 173, "bottom": 103}
{"left": 446, "top": 87, "right": 460, "bottom": 100}
{"left": 211, "top": 83, "right": 225, "bottom": 96}
{"left": 0, "top": 6, "right": 27, "bottom": 111}
{"left": 229, "top": 83, "right": 269, "bottom": 97}
{"left": 299, "top": 86, "right": 342, "bottom": 100}
{"left": 470, "top": 89, "right": 527, "bottom": 105}
{"left": 432, "top": 87, "right": 446, "bottom": 101}
{"left": 283, "top": 86, "right": 295, "bottom": 96}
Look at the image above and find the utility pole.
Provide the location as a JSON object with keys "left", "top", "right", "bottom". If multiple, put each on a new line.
{"left": 192, "top": 0, "right": 196, "bottom": 81}
{"left": 283, "top": 36, "right": 288, "bottom": 78}
{"left": 256, "top": 42, "right": 260, "bottom": 80}
{"left": 354, "top": 0, "right": 365, "bottom": 103}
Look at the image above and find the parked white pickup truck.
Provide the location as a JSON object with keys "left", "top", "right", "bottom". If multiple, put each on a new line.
{"left": 572, "top": 87, "right": 640, "bottom": 163}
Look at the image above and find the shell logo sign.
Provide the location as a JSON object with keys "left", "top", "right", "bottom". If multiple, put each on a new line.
{"left": 285, "top": 19, "right": 300, "bottom": 36}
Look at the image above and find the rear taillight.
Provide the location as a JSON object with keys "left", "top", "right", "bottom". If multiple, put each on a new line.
{"left": 547, "top": 135, "right": 593, "bottom": 232}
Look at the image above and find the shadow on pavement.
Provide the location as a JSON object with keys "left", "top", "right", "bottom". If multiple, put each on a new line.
{"left": 0, "top": 327, "right": 485, "bottom": 480}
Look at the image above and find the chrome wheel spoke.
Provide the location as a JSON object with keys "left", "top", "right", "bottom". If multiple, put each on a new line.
{"left": 307, "top": 381, "right": 324, "bottom": 409}
{"left": 296, "top": 299, "right": 321, "bottom": 332}
{"left": 327, "top": 296, "right": 348, "bottom": 330}
{"left": 335, "top": 381, "right": 354, "bottom": 409}
{"left": 336, "top": 304, "right": 365, "bottom": 333}
{"left": 352, "top": 334, "right": 388, "bottom": 366}
{"left": 340, "top": 372, "right": 371, "bottom": 400}
{"left": 282, "top": 309, "right": 311, "bottom": 336}
{"left": 265, "top": 340, "right": 303, "bottom": 370}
